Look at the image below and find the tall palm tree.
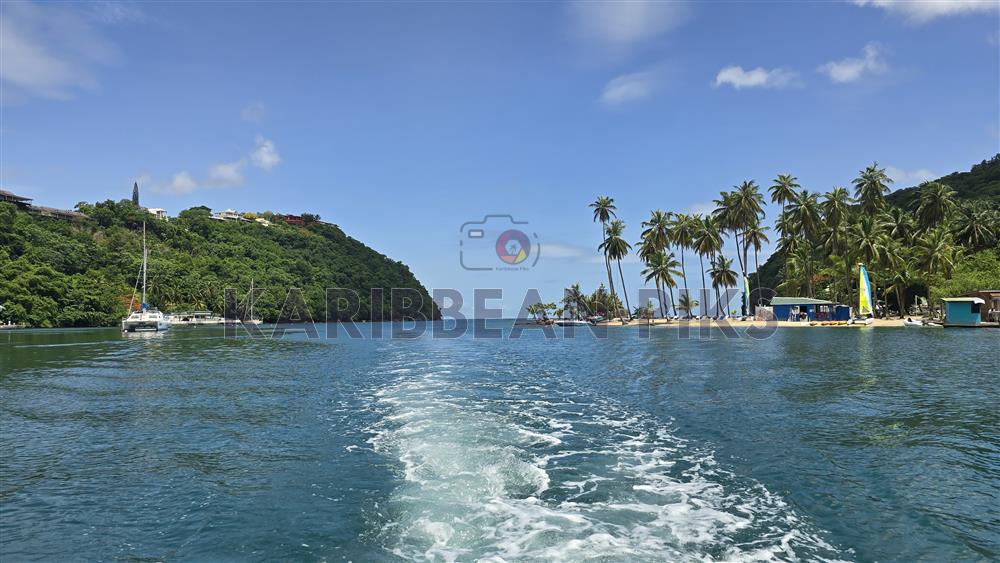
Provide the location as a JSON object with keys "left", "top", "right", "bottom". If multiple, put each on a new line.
{"left": 641, "top": 210, "right": 672, "bottom": 254}
{"left": 852, "top": 163, "right": 893, "bottom": 216}
{"left": 734, "top": 180, "right": 765, "bottom": 277}
{"left": 884, "top": 243, "right": 915, "bottom": 318}
{"left": 642, "top": 251, "right": 681, "bottom": 318}
{"left": 786, "top": 190, "right": 823, "bottom": 243}
{"left": 770, "top": 174, "right": 800, "bottom": 217}
{"left": 914, "top": 227, "right": 956, "bottom": 318}
{"left": 590, "top": 196, "right": 618, "bottom": 308}
{"left": 601, "top": 219, "right": 632, "bottom": 319}
{"left": 914, "top": 182, "right": 957, "bottom": 231}
{"left": 670, "top": 213, "right": 697, "bottom": 309}
{"left": 821, "top": 186, "right": 852, "bottom": 230}
{"left": 743, "top": 223, "right": 770, "bottom": 305}
{"left": 853, "top": 214, "right": 888, "bottom": 316}
{"left": 692, "top": 215, "right": 722, "bottom": 317}
{"left": 710, "top": 255, "right": 738, "bottom": 317}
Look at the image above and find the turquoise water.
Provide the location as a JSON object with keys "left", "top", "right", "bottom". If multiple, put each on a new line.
{"left": 1, "top": 324, "right": 997, "bottom": 561}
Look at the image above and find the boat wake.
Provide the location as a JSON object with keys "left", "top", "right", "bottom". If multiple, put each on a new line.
{"left": 364, "top": 352, "right": 846, "bottom": 562}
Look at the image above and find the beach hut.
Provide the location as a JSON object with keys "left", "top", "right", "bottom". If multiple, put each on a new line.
{"left": 961, "top": 290, "right": 1000, "bottom": 323}
{"left": 941, "top": 297, "right": 983, "bottom": 327}
{"left": 770, "top": 297, "right": 838, "bottom": 322}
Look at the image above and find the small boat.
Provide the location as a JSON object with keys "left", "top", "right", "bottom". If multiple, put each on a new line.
{"left": 121, "top": 223, "right": 169, "bottom": 333}
{"left": 903, "top": 318, "right": 924, "bottom": 327}
{"left": 850, "top": 264, "right": 876, "bottom": 327}
{"left": 555, "top": 319, "right": 590, "bottom": 326}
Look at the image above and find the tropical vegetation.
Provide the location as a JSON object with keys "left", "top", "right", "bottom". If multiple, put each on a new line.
{"left": 0, "top": 200, "right": 439, "bottom": 327}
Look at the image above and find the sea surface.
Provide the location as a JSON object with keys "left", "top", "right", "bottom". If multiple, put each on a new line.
{"left": 1, "top": 323, "right": 998, "bottom": 561}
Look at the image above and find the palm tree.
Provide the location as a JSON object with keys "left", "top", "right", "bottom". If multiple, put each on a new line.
{"left": 562, "top": 283, "right": 585, "bottom": 320}
{"left": 743, "top": 223, "right": 770, "bottom": 305}
{"left": 914, "top": 182, "right": 957, "bottom": 230}
{"left": 770, "top": 174, "right": 800, "bottom": 217}
{"left": 669, "top": 213, "right": 697, "bottom": 310}
{"left": 733, "top": 180, "right": 765, "bottom": 276}
{"left": 677, "top": 293, "right": 699, "bottom": 318}
{"left": 787, "top": 190, "right": 823, "bottom": 243}
{"left": 641, "top": 210, "right": 672, "bottom": 254}
{"left": 852, "top": 162, "right": 893, "bottom": 216}
{"left": 601, "top": 219, "right": 632, "bottom": 319}
{"left": 821, "top": 187, "right": 852, "bottom": 229}
{"left": 952, "top": 204, "right": 996, "bottom": 250}
{"left": 783, "top": 243, "right": 820, "bottom": 298}
{"left": 692, "top": 215, "right": 722, "bottom": 317}
{"left": 853, "top": 214, "right": 888, "bottom": 316}
{"left": 914, "top": 227, "right": 957, "bottom": 318}
{"left": 884, "top": 206, "right": 914, "bottom": 244}
{"left": 884, "top": 244, "right": 915, "bottom": 318}
{"left": 642, "top": 251, "right": 681, "bottom": 318}
{"left": 709, "top": 255, "right": 738, "bottom": 317}
{"left": 590, "top": 196, "right": 618, "bottom": 308}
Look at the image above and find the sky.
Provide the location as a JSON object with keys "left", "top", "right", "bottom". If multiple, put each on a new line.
{"left": 2, "top": 0, "right": 999, "bottom": 317}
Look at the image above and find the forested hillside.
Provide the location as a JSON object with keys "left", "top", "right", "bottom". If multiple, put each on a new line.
{"left": 755, "top": 155, "right": 1000, "bottom": 302}
{"left": 0, "top": 200, "right": 439, "bottom": 327}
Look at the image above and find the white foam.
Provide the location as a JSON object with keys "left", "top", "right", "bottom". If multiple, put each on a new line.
{"left": 364, "top": 357, "right": 846, "bottom": 562}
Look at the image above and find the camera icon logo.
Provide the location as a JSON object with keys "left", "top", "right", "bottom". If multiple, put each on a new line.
{"left": 460, "top": 215, "right": 540, "bottom": 271}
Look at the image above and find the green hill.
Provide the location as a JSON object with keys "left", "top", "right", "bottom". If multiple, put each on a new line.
{"left": 0, "top": 200, "right": 439, "bottom": 327}
{"left": 886, "top": 154, "right": 1000, "bottom": 209}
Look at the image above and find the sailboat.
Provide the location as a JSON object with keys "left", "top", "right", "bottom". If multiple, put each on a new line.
{"left": 247, "top": 278, "right": 262, "bottom": 325}
{"left": 854, "top": 264, "right": 875, "bottom": 326}
{"left": 121, "top": 223, "right": 170, "bottom": 332}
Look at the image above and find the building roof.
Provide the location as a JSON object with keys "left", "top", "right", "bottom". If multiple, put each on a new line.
{"left": 770, "top": 297, "right": 835, "bottom": 306}
{"left": 942, "top": 297, "right": 985, "bottom": 304}
{"left": 0, "top": 189, "right": 33, "bottom": 202}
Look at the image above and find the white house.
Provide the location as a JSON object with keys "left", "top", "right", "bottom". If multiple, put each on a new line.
{"left": 211, "top": 209, "right": 250, "bottom": 222}
{"left": 147, "top": 208, "right": 168, "bottom": 220}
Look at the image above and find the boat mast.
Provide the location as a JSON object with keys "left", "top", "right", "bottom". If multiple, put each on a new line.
{"left": 250, "top": 278, "right": 254, "bottom": 321}
{"left": 142, "top": 222, "right": 147, "bottom": 307}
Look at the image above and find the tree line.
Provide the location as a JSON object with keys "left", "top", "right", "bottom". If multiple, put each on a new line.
{"left": 567, "top": 157, "right": 999, "bottom": 321}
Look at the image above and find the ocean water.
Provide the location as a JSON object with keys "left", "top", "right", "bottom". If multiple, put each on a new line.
{"left": 1, "top": 323, "right": 997, "bottom": 561}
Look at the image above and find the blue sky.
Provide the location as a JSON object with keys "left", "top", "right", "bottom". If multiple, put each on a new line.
{"left": 2, "top": 1, "right": 998, "bottom": 316}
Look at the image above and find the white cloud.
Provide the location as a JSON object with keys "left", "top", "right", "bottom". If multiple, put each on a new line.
{"left": 0, "top": 1, "right": 119, "bottom": 101}
{"left": 685, "top": 201, "right": 716, "bottom": 216}
{"left": 206, "top": 160, "right": 246, "bottom": 187}
{"left": 543, "top": 243, "right": 591, "bottom": 259}
{"left": 250, "top": 135, "right": 282, "bottom": 170}
{"left": 600, "top": 71, "right": 656, "bottom": 105}
{"left": 852, "top": 0, "right": 998, "bottom": 23}
{"left": 152, "top": 172, "right": 198, "bottom": 195}
{"left": 714, "top": 66, "right": 799, "bottom": 90}
{"left": 885, "top": 165, "right": 937, "bottom": 186}
{"left": 241, "top": 101, "right": 266, "bottom": 122}
{"left": 144, "top": 135, "right": 281, "bottom": 196}
{"left": 817, "top": 42, "right": 887, "bottom": 83}
{"left": 568, "top": 1, "right": 689, "bottom": 50}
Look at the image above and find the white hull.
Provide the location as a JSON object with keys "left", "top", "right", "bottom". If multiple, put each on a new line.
{"left": 122, "top": 319, "right": 170, "bottom": 332}
{"left": 122, "top": 311, "right": 170, "bottom": 332}
{"left": 555, "top": 319, "right": 590, "bottom": 326}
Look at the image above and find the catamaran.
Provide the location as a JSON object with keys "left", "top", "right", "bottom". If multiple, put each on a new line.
{"left": 854, "top": 264, "right": 875, "bottom": 326}
{"left": 121, "top": 223, "right": 169, "bottom": 332}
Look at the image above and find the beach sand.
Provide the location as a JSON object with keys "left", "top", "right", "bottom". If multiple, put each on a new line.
{"left": 595, "top": 318, "right": 910, "bottom": 328}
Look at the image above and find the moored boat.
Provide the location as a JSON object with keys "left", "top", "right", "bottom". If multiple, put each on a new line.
{"left": 121, "top": 223, "right": 169, "bottom": 333}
